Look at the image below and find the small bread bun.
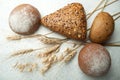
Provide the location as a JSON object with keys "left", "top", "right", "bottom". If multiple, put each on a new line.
{"left": 89, "top": 12, "right": 114, "bottom": 43}
{"left": 9, "top": 4, "right": 41, "bottom": 35}
{"left": 78, "top": 43, "right": 111, "bottom": 77}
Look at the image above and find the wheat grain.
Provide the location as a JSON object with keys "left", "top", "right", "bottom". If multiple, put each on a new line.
{"left": 40, "top": 67, "right": 48, "bottom": 74}
{"left": 57, "top": 48, "right": 71, "bottom": 61}
{"left": 16, "top": 63, "right": 26, "bottom": 72}
{"left": 16, "top": 63, "right": 38, "bottom": 72}
{"left": 48, "top": 56, "right": 54, "bottom": 62}
{"left": 40, "top": 63, "right": 51, "bottom": 74}
{"left": 28, "top": 68, "right": 33, "bottom": 72}
{"left": 52, "top": 55, "right": 57, "bottom": 63}
{"left": 58, "top": 54, "right": 64, "bottom": 61}
{"left": 37, "top": 44, "right": 60, "bottom": 58}
{"left": 38, "top": 35, "right": 65, "bottom": 44}
{"left": 44, "top": 63, "right": 51, "bottom": 68}
{"left": 64, "top": 51, "right": 77, "bottom": 63}
{"left": 41, "top": 57, "right": 49, "bottom": 64}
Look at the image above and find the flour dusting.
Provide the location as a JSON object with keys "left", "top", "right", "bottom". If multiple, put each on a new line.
{"left": 83, "top": 44, "right": 110, "bottom": 76}
{"left": 9, "top": 5, "right": 38, "bottom": 33}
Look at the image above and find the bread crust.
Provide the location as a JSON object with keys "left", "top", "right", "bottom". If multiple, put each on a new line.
{"left": 9, "top": 4, "right": 41, "bottom": 35}
{"left": 41, "top": 3, "right": 87, "bottom": 40}
{"left": 78, "top": 43, "right": 111, "bottom": 77}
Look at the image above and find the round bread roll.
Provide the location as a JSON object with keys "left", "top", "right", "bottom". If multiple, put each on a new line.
{"left": 9, "top": 4, "right": 41, "bottom": 35}
{"left": 89, "top": 12, "right": 114, "bottom": 43}
{"left": 78, "top": 43, "right": 111, "bottom": 77}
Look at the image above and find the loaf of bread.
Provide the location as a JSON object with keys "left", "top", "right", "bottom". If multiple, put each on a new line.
{"left": 41, "top": 3, "right": 87, "bottom": 40}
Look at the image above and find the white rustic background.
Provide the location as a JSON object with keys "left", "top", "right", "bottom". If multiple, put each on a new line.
{"left": 0, "top": 0, "right": 120, "bottom": 80}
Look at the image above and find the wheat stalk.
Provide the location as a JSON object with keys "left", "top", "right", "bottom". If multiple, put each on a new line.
{"left": 41, "top": 57, "right": 49, "bottom": 64}
{"left": 41, "top": 51, "right": 58, "bottom": 64}
{"left": 7, "top": 35, "right": 22, "bottom": 40}
{"left": 104, "top": 43, "right": 120, "bottom": 47}
{"left": 38, "top": 35, "right": 66, "bottom": 44}
{"left": 87, "top": 0, "right": 105, "bottom": 20}
{"left": 7, "top": 34, "right": 42, "bottom": 40}
{"left": 57, "top": 48, "right": 72, "bottom": 61}
{"left": 37, "top": 44, "right": 60, "bottom": 58}
{"left": 14, "top": 62, "right": 38, "bottom": 72}
{"left": 101, "top": 0, "right": 108, "bottom": 12}
{"left": 7, "top": 32, "right": 54, "bottom": 41}
{"left": 114, "top": 15, "right": 120, "bottom": 21}
{"left": 10, "top": 49, "right": 34, "bottom": 58}
{"left": 40, "top": 63, "right": 51, "bottom": 74}
{"left": 15, "top": 63, "right": 25, "bottom": 72}
{"left": 64, "top": 51, "right": 77, "bottom": 63}
{"left": 87, "top": 0, "right": 118, "bottom": 16}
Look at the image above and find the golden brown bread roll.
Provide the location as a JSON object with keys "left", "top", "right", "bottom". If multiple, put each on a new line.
{"left": 41, "top": 3, "right": 87, "bottom": 40}
{"left": 89, "top": 12, "right": 114, "bottom": 43}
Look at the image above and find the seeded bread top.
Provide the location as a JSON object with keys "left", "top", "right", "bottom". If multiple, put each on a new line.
{"left": 41, "top": 3, "right": 87, "bottom": 40}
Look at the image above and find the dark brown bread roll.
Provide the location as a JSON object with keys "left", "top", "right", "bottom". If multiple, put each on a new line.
{"left": 78, "top": 43, "right": 111, "bottom": 77}
{"left": 9, "top": 4, "right": 41, "bottom": 35}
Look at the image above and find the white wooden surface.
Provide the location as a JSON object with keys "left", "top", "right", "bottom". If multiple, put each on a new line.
{"left": 0, "top": 0, "right": 120, "bottom": 80}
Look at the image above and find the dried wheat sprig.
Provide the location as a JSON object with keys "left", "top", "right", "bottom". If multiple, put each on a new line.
{"left": 9, "top": 49, "right": 34, "bottom": 58}
{"left": 14, "top": 62, "right": 38, "bottom": 72}
{"left": 57, "top": 48, "right": 73, "bottom": 61}
{"left": 41, "top": 53, "right": 53, "bottom": 64}
{"left": 87, "top": 0, "right": 118, "bottom": 16}
{"left": 40, "top": 54, "right": 58, "bottom": 74}
{"left": 37, "top": 44, "right": 61, "bottom": 58}
{"left": 16, "top": 63, "right": 25, "bottom": 72}
{"left": 40, "top": 67, "right": 49, "bottom": 74}
{"left": 64, "top": 51, "right": 77, "bottom": 63}
{"left": 7, "top": 31, "right": 54, "bottom": 40}
{"left": 41, "top": 57, "right": 49, "bottom": 64}
{"left": 40, "top": 49, "right": 59, "bottom": 73}
{"left": 87, "top": 0, "right": 105, "bottom": 20}
{"left": 38, "top": 35, "right": 66, "bottom": 44}
{"left": 26, "top": 63, "right": 38, "bottom": 72}
{"left": 41, "top": 52, "right": 58, "bottom": 64}
{"left": 63, "top": 44, "right": 82, "bottom": 63}
{"left": 7, "top": 35, "right": 22, "bottom": 40}
{"left": 7, "top": 34, "right": 41, "bottom": 40}
{"left": 10, "top": 46, "right": 55, "bottom": 59}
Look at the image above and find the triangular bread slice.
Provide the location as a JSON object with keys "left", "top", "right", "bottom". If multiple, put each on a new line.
{"left": 41, "top": 3, "right": 87, "bottom": 40}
